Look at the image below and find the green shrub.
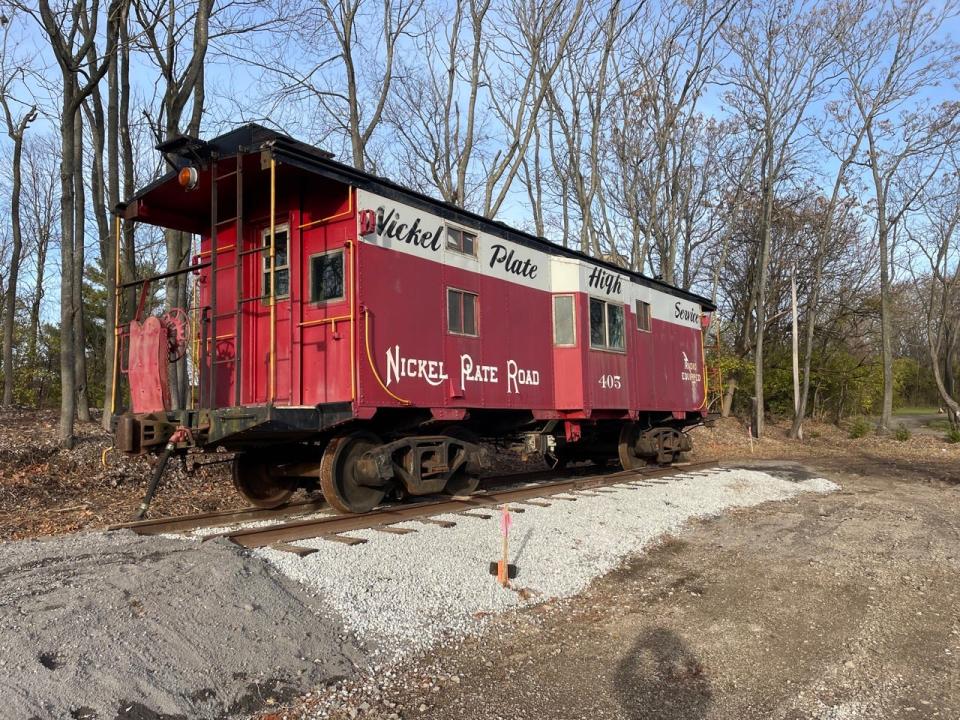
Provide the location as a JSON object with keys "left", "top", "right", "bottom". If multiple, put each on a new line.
{"left": 894, "top": 424, "right": 911, "bottom": 442}
{"left": 946, "top": 427, "right": 960, "bottom": 444}
{"left": 848, "top": 417, "right": 872, "bottom": 439}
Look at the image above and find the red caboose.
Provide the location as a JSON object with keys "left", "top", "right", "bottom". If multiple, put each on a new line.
{"left": 113, "top": 125, "right": 715, "bottom": 512}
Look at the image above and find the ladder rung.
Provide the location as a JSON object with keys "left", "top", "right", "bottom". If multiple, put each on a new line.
{"left": 216, "top": 170, "right": 238, "bottom": 181}
{"left": 215, "top": 217, "right": 238, "bottom": 226}
{"left": 238, "top": 245, "right": 271, "bottom": 257}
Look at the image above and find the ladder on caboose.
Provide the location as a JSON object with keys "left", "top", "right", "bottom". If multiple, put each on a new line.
{"left": 201, "top": 151, "right": 290, "bottom": 411}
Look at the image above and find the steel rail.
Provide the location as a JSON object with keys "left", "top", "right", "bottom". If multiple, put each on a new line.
{"left": 220, "top": 461, "right": 718, "bottom": 550}
{"left": 108, "top": 498, "right": 329, "bottom": 535}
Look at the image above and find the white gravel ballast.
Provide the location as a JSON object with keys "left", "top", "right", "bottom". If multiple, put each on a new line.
{"left": 257, "top": 465, "right": 838, "bottom": 662}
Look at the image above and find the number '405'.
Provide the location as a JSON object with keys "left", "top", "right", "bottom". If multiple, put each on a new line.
{"left": 598, "top": 374, "right": 622, "bottom": 389}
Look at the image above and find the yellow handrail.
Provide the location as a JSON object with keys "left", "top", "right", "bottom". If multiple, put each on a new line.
{"left": 363, "top": 307, "right": 410, "bottom": 405}
{"left": 299, "top": 186, "right": 353, "bottom": 229}
{"left": 699, "top": 321, "right": 708, "bottom": 410}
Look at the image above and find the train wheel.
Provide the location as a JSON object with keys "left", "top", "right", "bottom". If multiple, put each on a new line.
{"left": 320, "top": 432, "right": 387, "bottom": 514}
{"left": 442, "top": 426, "right": 482, "bottom": 496}
{"left": 617, "top": 423, "right": 647, "bottom": 471}
{"left": 232, "top": 454, "right": 296, "bottom": 508}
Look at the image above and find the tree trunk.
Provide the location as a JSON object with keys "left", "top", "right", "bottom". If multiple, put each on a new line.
{"left": 73, "top": 109, "right": 91, "bottom": 422}
{"left": 721, "top": 377, "right": 737, "bottom": 417}
{"left": 878, "top": 217, "right": 894, "bottom": 430}
{"left": 58, "top": 88, "right": 78, "bottom": 448}
{"left": 102, "top": 13, "right": 120, "bottom": 429}
{"left": 2, "top": 125, "right": 25, "bottom": 406}
{"left": 753, "top": 141, "right": 775, "bottom": 439}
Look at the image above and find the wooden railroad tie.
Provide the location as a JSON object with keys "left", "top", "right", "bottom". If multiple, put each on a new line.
{"left": 321, "top": 534, "right": 368, "bottom": 546}
{"left": 270, "top": 543, "right": 318, "bottom": 557}
{"left": 417, "top": 518, "right": 457, "bottom": 528}
{"left": 373, "top": 525, "right": 416, "bottom": 535}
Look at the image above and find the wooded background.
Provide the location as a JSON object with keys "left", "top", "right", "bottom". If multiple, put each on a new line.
{"left": 0, "top": 0, "right": 958, "bottom": 447}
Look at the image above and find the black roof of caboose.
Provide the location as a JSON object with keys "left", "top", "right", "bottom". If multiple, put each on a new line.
{"left": 122, "top": 123, "right": 715, "bottom": 310}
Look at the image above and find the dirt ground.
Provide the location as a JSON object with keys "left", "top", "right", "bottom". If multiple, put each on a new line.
{"left": 268, "top": 454, "right": 960, "bottom": 720}
{"left": 4, "top": 409, "right": 960, "bottom": 720}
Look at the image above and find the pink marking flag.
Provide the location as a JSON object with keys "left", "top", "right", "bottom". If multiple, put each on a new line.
{"left": 499, "top": 505, "right": 512, "bottom": 537}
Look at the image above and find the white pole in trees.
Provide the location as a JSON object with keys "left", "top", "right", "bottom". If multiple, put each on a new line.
{"left": 791, "top": 266, "right": 802, "bottom": 440}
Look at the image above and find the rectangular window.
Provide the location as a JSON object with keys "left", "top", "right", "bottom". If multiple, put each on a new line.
{"left": 636, "top": 300, "right": 652, "bottom": 332}
{"left": 590, "top": 298, "right": 606, "bottom": 347}
{"left": 446, "top": 227, "right": 477, "bottom": 256}
{"left": 447, "top": 288, "right": 478, "bottom": 336}
{"left": 590, "top": 298, "right": 626, "bottom": 351}
{"left": 262, "top": 224, "right": 290, "bottom": 299}
{"left": 309, "top": 249, "right": 345, "bottom": 303}
{"left": 553, "top": 295, "right": 576, "bottom": 346}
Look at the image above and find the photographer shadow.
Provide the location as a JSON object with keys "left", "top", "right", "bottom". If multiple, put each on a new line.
{"left": 613, "top": 627, "right": 713, "bottom": 720}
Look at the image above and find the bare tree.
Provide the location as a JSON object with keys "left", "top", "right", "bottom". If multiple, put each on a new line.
{"left": 28, "top": 0, "right": 124, "bottom": 447}
{"left": 721, "top": 0, "right": 838, "bottom": 438}
{"left": 609, "top": 0, "right": 735, "bottom": 281}
{"left": 908, "top": 162, "right": 960, "bottom": 425}
{"left": 385, "top": 0, "right": 491, "bottom": 208}
{"left": 841, "top": 0, "right": 960, "bottom": 430}
{"left": 0, "top": 10, "right": 38, "bottom": 405}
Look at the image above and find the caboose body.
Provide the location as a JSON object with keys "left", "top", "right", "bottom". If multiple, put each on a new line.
{"left": 114, "top": 125, "right": 715, "bottom": 512}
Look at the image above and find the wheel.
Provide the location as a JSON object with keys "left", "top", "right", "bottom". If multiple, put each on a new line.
{"left": 618, "top": 422, "right": 646, "bottom": 471}
{"left": 232, "top": 453, "right": 296, "bottom": 508}
{"left": 320, "top": 432, "right": 387, "bottom": 514}
{"left": 441, "top": 426, "right": 482, "bottom": 496}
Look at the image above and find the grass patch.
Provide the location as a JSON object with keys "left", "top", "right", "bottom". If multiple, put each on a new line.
{"left": 946, "top": 427, "right": 960, "bottom": 444}
{"left": 893, "top": 406, "right": 941, "bottom": 416}
{"left": 894, "top": 424, "right": 911, "bottom": 441}
{"left": 926, "top": 419, "right": 952, "bottom": 431}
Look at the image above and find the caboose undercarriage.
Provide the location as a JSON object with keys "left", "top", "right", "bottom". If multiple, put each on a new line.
{"left": 116, "top": 401, "right": 699, "bottom": 514}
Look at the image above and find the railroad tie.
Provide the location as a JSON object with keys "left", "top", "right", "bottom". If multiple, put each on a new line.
{"left": 458, "top": 511, "right": 494, "bottom": 519}
{"left": 516, "top": 499, "right": 551, "bottom": 507}
{"left": 321, "top": 534, "right": 368, "bottom": 546}
{"left": 270, "top": 543, "right": 318, "bottom": 557}
{"left": 373, "top": 526, "right": 416, "bottom": 535}
{"left": 417, "top": 518, "right": 457, "bottom": 528}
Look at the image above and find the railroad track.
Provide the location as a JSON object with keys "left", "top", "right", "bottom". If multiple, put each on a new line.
{"left": 112, "top": 460, "right": 718, "bottom": 556}
{"left": 108, "top": 464, "right": 606, "bottom": 536}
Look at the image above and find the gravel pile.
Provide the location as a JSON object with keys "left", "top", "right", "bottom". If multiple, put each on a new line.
{"left": 259, "top": 466, "right": 839, "bottom": 663}
{"left": 0, "top": 531, "right": 367, "bottom": 719}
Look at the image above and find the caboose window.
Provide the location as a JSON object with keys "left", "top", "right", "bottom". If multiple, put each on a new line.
{"left": 447, "top": 288, "right": 478, "bottom": 336}
{"left": 309, "top": 250, "right": 345, "bottom": 303}
{"left": 553, "top": 295, "right": 576, "bottom": 346}
{"left": 636, "top": 300, "right": 652, "bottom": 332}
{"left": 446, "top": 227, "right": 477, "bottom": 256}
{"left": 261, "top": 224, "right": 290, "bottom": 299}
{"left": 590, "top": 298, "right": 625, "bottom": 351}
